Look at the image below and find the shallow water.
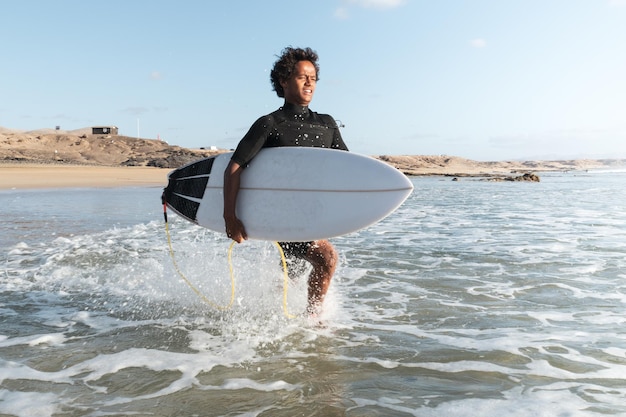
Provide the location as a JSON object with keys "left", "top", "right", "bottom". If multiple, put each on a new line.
{"left": 1, "top": 172, "right": 626, "bottom": 416}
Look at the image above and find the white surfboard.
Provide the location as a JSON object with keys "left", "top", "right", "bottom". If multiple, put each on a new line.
{"left": 163, "top": 147, "right": 413, "bottom": 241}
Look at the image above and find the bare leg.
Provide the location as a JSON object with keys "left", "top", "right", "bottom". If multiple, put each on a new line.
{"left": 303, "top": 239, "right": 338, "bottom": 315}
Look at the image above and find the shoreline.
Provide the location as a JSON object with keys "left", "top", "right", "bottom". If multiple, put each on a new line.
{"left": 0, "top": 163, "right": 170, "bottom": 190}
{"left": 2, "top": 132, "right": 625, "bottom": 187}
{"left": 0, "top": 160, "right": 614, "bottom": 191}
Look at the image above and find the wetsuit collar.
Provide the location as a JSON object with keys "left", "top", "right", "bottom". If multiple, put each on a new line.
{"left": 281, "top": 101, "right": 309, "bottom": 116}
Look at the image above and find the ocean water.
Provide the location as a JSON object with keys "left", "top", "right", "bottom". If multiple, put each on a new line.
{"left": 1, "top": 171, "right": 626, "bottom": 417}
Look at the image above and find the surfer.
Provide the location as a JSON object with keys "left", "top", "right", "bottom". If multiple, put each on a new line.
{"left": 223, "top": 46, "right": 349, "bottom": 315}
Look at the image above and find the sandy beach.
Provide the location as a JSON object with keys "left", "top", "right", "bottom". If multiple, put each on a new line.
{"left": 2, "top": 128, "right": 626, "bottom": 189}
{"left": 0, "top": 164, "right": 169, "bottom": 190}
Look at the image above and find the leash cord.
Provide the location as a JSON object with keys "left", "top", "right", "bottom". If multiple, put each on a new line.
{"left": 163, "top": 202, "right": 295, "bottom": 318}
{"left": 274, "top": 242, "right": 297, "bottom": 319}
{"left": 164, "top": 216, "right": 235, "bottom": 310}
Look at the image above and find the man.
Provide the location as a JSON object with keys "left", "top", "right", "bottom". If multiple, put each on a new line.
{"left": 223, "top": 47, "right": 348, "bottom": 315}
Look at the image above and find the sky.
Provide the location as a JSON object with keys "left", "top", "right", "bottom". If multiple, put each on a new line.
{"left": 2, "top": 0, "right": 626, "bottom": 161}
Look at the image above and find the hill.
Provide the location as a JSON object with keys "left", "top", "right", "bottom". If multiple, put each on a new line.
{"left": 0, "top": 130, "right": 221, "bottom": 168}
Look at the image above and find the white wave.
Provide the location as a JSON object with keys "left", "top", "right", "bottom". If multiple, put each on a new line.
{"left": 2, "top": 180, "right": 626, "bottom": 415}
{"left": 0, "top": 390, "right": 59, "bottom": 417}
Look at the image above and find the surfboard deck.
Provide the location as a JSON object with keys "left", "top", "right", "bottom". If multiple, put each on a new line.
{"left": 163, "top": 147, "right": 413, "bottom": 241}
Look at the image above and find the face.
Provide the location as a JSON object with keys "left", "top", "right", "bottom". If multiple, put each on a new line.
{"left": 280, "top": 60, "right": 317, "bottom": 106}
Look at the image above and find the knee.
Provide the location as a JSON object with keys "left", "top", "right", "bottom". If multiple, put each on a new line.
{"left": 308, "top": 240, "right": 338, "bottom": 272}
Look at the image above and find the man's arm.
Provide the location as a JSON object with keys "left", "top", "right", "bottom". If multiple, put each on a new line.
{"left": 223, "top": 160, "right": 247, "bottom": 243}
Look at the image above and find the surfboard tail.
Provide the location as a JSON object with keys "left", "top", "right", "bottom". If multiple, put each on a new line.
{"left": 162, "top": 157, "right": 216, "bottom": 223}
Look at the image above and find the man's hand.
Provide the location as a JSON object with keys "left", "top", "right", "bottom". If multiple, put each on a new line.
{"left": 224, "top": 215, "right": 247, "bottom": 243}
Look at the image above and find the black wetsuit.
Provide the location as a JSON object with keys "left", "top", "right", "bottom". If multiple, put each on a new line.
{"left": 231, "top": 102, "right": 349, "bottom": 258}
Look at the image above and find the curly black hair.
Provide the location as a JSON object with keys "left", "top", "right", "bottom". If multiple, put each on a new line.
{"left": 270, "top": 47, "right": 320, "bottom": 98}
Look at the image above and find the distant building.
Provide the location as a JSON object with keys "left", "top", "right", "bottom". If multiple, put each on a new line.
{"left": 92, "top": 126, "right": 118, "bottom": 135}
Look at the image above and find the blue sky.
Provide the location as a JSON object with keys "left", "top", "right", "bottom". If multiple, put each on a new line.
{"left": 2, "top": 0, "right": 626, "bottom": 161}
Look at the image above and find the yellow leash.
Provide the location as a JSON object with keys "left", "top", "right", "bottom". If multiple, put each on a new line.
{"left": 274, "top": 241, "right": 297, "bottom": 319}
{"left": 165, "top": 220, "right": 235, "bottom": 310}
{"left": 163, "top": 207, "right": 296, "bottom": 317}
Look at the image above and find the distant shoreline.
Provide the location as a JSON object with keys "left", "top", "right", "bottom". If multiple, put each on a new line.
{"left": 0, "top": 159, "right": 621, "bottom": 191}
{"left": 2, "top": 129, "right": 626, "bottom": 189}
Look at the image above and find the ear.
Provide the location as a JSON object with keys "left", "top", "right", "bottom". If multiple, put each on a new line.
{"left": 279, "top": 78, "right": 288, "bottom": 88}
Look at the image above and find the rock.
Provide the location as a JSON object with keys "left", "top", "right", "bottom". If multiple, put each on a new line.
{"left": 484, "top": 172, "right": 540, "bottom": 182}
{"left": 511, "top": 172, "right": 540, "bottom": 182}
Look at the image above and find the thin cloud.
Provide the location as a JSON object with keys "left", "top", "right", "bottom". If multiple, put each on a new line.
{"left": 347, "top": 0, "right": 406, "bottom": 8}
{"left": 405, "top": 132, "right": 440, "bottom": 141}
{"left": 334, "top": 7, "right": 350, "bottom": 19}
{"left": 121, "top": 107, "right": 150, "bottom": 116}
{"left": 120, "top": 106, "right": 167, "bottom": 115}
{"left": 334, "top": 0, "right": 405, "bottom": 18}
{"left": 469, "top": 38, "right": 487, "bottom": 48}
{"left": 608, "top": 0, "right": 626, "bottom": 6}
{"left": 50, "top": 113, "right": 71, "bottom": 120}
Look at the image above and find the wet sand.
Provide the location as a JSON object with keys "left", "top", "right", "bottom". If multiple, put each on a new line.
{"left": 0, "top": 164, "right": 170, "bottom": 190}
